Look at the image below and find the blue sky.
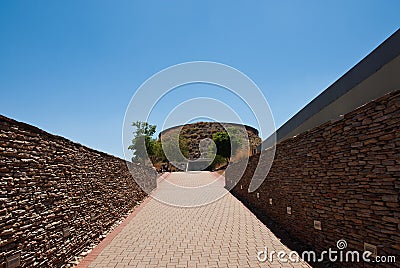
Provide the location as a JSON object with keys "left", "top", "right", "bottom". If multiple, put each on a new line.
{"left": 0, "top": 1, "right": 399, "bottom": 158}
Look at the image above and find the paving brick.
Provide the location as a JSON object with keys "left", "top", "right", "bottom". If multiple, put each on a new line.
{"left": 82, "top": 172, "right": 310, "bottom": 268}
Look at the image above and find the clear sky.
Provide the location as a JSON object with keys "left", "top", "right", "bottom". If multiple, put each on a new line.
{"left": 0, "top": 1, "right": 399, "bottom": 158}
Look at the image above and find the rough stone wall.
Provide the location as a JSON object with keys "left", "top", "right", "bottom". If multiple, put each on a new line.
{"left": 159, "top": 122, "right": 261, "bottom": 160}
{"left": 0, "top": 115, "right": 157, "bottom": 267}
{"left": 226, "top": 90, "right": 399, "bottom": 266}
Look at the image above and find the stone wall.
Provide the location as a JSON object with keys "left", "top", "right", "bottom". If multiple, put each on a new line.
{"left": 226, "top": 90, "right": 399, "bottom": 266}
{"left": 0, "top": 115, "right": 157, "bottom": 267}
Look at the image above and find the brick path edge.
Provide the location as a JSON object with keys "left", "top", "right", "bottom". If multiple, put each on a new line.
{"left": 76, "top": 172, "right": 171, "bottom": 268}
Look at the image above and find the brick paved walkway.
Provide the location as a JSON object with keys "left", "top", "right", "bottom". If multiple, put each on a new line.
{"left": 78, "top": 172, "right": 311, "bottom": 268}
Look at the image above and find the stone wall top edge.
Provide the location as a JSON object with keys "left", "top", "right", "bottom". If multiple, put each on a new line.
{"left": 0, "top": 114, "right": 130, "bottom": 164}
{"left": 159, "top": 122, "right": 260, "bottom": 137}
{"left": 251, "top": 89, "right": 400, "bottom": 159}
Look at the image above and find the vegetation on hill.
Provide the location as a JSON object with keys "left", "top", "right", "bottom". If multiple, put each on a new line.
{"left": 128, "top": 121, "right": 189, "bottom": 167}
{"left": 129, "top": 121, "right": 259, "bottom": 171}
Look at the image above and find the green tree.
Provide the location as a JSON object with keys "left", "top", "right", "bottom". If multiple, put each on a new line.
{"left": 212, "top": 131, "right": 240, "bottom": 162}
{"left": 128, "top": 121, "right": 157, "bottom": 163}
{"left": 152, "top": 140, "right": 166, "bottom": 163}
{"left": 161, "top": 135, "right": 189, "bottom": 163}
